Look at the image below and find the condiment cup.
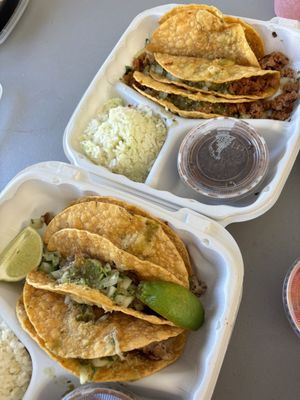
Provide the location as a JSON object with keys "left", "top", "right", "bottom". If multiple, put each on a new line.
{"left": 177, "top": 118, "right": 269, "bottom": 201}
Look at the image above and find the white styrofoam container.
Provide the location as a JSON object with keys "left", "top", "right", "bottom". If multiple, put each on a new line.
{"left": 1, "top": 4, "right": 300, "bottom": 400}
{"left": 0, "top": 161, "right": 243, "bottom": 400}
{"left": 63, "top": 5, "right": 300, "bottom": 227}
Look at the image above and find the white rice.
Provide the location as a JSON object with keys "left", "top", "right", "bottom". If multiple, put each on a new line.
{"left": 80, "top": 98, "right": 167, "bottom": 182}
{"left": 0, "top": 316, "right": 32, "bottom": 400}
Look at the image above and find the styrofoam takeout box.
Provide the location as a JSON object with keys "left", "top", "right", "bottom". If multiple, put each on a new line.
{"left": 1, "top": 4, "right": 300, "bottom": 400}
{"left": 0, "top": 162, "right": 243, "bottom": 400}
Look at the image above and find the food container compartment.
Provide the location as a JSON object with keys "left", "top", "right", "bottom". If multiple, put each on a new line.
{"left": 63, "top": 5, "right": 300, "bottom": 226}
{"left": 0, "top": 161, "right": 243, "bottom": 400}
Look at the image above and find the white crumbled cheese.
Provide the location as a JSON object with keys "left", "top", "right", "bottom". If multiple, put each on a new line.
{"left": 0, "top": 317, "right": 32, "bottom": 400}
{"left": 80, "top": 98, "right": 167, "bottom": 182}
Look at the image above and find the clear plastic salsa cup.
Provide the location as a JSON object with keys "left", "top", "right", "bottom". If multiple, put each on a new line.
{"left": 62, "top": 384, "right": 135, "bottom": 400}
{"left": 177, "top": 118, "right": 269, "bottom": 201}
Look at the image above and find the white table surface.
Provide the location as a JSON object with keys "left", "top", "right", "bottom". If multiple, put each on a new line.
{"left": 1, "top": 1, "right": 300, "bottom": 399}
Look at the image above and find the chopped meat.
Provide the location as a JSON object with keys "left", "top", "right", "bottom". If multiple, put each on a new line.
{"left": 189, "top": 274, "right": 207, "bottom": 297}
{"left": 132, "top": 52, "right": 154, "bottom": 71}
{"left": 259, "top": 52, "right": 289, "bottom": 71}
{"left": 270, "top": 91, "right": 298, "bottom": 111}
{"left": 227, "top": 75, "right": 277, "bottom": 96}
{"left": 141, "top": 339, "right": 174, "bottom": 361}
{"left": 281, "top": 67, "right": 295, "bottom": 78}
{"left": 41, "top": 212, "right": 54, "bottom": 225}
{"left": 247, "top": 102, "right": 265, "bottom": 119}
{"left": 123, "top": 52, "right": 154, "bottom": 86}
{"left": 282, "top": 80, "right": 299, "bottom": 93}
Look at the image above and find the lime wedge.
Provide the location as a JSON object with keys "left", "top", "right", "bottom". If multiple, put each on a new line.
{"left": 0, "top": 226, "right": 43, "bottom": 282}
{"left": 137, "top": 280, "right": 205, "bottom": 330}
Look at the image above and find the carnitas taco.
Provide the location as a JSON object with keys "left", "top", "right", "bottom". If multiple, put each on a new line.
{"left": 69, "top": 195, "right": 193, "bottom": 276}
{"left": 43, "top": 200, "right": 188, "bottom": 286}
{"left": 27, "top": 228, "right": 188, "bottom": 326}
{"left": 17, "top": 294, "right": 186, "bottom": 383}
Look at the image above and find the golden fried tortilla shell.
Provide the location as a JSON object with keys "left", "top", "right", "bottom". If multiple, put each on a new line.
{"left": 146, "top": 9, "right": 259, "bottom": 66}
{"left": 44, "top": 201, "right": 188, "bottom": 285}
{"left": 28, "top": 228, "right": 183, "bottom": 325}
{"left": 69, "top": 195, "right": 192, "bottom": 276}
{"left": 133, "top": 83, "right": 220, "bottom": 119}
{"left": 153, "top": 53, "right": 279, "bottom": 87}
{"left": 23, "top": 283, "right": 182, "bottom": 359}
{"left": 133, "top": 71, "right": 254, "bottom": 103}
{"left": 149, "top": 70, "right": 279, "bottom": 101}
{"left": 159, "top": 4, "right": 224, "bottom": 24}
{"left": 223, "top": 16, "right": 264, "bottom": 59}
{"left": 16, "top": 297, "right": 187, "bottom": 382}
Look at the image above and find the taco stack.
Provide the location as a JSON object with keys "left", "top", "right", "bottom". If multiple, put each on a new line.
{"left": 17, "top": 195, "right": 205, "bottom": 383}
{"left": 123, "top": 4, "right": 299, "bottom": 120}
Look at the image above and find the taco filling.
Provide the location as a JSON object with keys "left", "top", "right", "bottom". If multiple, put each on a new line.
{"left": 123, "top": 52, "right": 279, "bottom": 97}
{"left": 124, "top": 52, "right": 299, "bottom": 120}
{"left": 39, "top": 250, "right": 145, "bottom": 310}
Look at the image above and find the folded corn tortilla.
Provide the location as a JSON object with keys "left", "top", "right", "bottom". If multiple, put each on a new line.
{"left": 69, "top": 195, "right": 192, "bottom": 276}
{"left": 27, "top": 228, "right": 186, "bottom": 326}
{"left": 146, "top": 8, "right": 259, "bottom": 66}
{"left": 16, "top": 296, "right": 186, "bottom": 383}
{"left": 23, "top": 283, "right": 183, "bottom": 359}
{"left": 44, "top": 200, "right": 188, "bottom": 286}
{"left": 150, "top": 53, "right": 280, "bottom": 100}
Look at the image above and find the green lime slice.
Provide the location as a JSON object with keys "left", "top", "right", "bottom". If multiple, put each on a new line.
{"left": 0, "top": 226, "right": 43, "bottom": 282}
{"left": 137, "top": 280, "right": 205, "bottom": 330}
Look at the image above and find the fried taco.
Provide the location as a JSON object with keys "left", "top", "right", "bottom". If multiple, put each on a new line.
{"left": 69, "top": 195, "right": 192, "bottom": 276}
{"left": 146, "top": 8, "right": 259, "bottom": 66}
{"left": 132, "top": 71, "right": 287, "bottom": 120}
{"left": 22, "top": 283, "right": 183, "bottom": 359}
{"left": 43, "top": 200, "right": 188, "bottom": 285}
{"left": 148, "top": 53, "right": 280, "bottom": 100}
{"left": 157, "top": 5, "right": 264, "bottom": 59}
{"left": 16, "top": 296, "right": 186, "bottom": 383}
{"left": 27, "top": 228, "right": 188, "bottom": 325}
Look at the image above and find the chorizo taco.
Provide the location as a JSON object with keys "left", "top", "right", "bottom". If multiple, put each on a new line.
{"left": 124, "top": 52, "right": 279, "bottom": 101}
{"left": 150, "top": 53, "right": 280, "bottom": 100}
{"left": 157, "top": 5, "right": 264, "bottom": 59}
{"left": 146, "top": 8, "right": 259, "bottom": 66}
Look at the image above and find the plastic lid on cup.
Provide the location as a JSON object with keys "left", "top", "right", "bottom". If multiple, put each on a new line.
{"left": 283, "top": 258, "right": 300, "bottom": 338}
{"left": 177, "top": 118, "right": 269, "bottom": 201}
{"left": 62, "top": 384, "right": 135, "bottom": 400}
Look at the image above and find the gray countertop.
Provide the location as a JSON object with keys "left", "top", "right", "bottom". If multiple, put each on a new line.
{"left": 1, "top": 1, "right": 300, "bottom": 399}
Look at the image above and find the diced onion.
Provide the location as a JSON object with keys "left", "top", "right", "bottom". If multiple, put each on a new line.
{"left": 114, "top": 294, "right": 134, "bottom": 308}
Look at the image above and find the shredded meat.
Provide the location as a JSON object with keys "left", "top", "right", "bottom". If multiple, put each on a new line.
{"left": 141, "top": 339, "right": 174, "bottom": 361}
{"left": 42, "top": 212, "right": 54, "bottom": 225}
{"left": 259, "top": 51, "right": 289, "bottom": 71}
{"left": 190, "top": 275, "right": 207, "bottom": 297}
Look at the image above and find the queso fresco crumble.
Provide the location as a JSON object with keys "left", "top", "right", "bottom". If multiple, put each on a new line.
{"left": 0, "top": 316, "right": 32, "bottom": 400}
{"left": 80, "top": 98, "right": 168, "bottom": 183}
